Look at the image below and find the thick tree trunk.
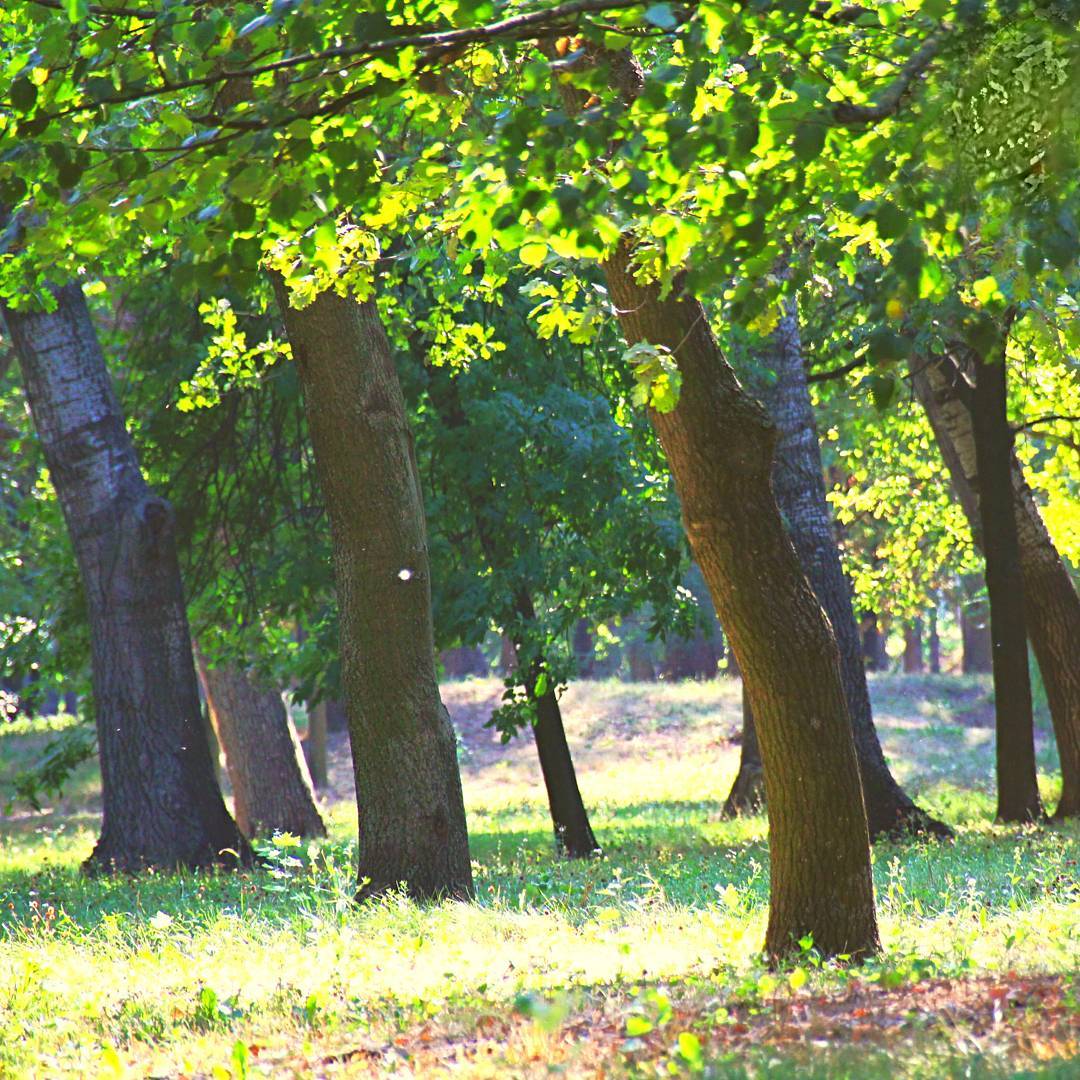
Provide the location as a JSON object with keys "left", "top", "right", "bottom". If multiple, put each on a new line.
{"left": 2, "top": 284, "right": 248, "bottom": 871}
{"left": 913, "top": 355, "right": 1076, "bottom": 817}
{"left": 722, "top": 686, "right": 765, "bottom": 816}
{"left": 602, "top": 238, "right": 878, "bottom": 959}
{"left": 197, "top": 656, "right": 325, "bottom": 839}
{"left": 755, "top": 302, "right": 947, "bottom": 838}
{"left": 903, "top": 621, "right": 924, "bottom": 673}
{"left": 272, "top": 279, "right": 472, "bottom": 899}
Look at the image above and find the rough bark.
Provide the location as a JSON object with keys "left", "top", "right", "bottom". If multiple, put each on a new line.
{"left": 197, "top": 656, "right": 326, "bottom": 839}
{"left": 272, "top": 278, "right": 472, "bottom": 899}
{"left": 755, "top": 303, "right": 948, "bottom": 838}
{"left": 602, "top": 237, "right": 878, "bottom": 959}
{"left": 2, "top": 284, "right": 249, "bottom": 871}
{"left": 722, "top": 686, "right": 765, "bottom": 816}
{"left": 913, "top": 354, "right": 1077, "bottom": 818}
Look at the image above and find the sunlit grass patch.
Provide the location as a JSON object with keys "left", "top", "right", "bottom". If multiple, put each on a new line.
{"left": 1, "top": 676, "right": 1077, "bottom": 1076}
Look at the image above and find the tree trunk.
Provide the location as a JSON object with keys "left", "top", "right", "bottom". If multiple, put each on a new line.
{"left": 722, "top": 686, "right": 765, "bottom": 816}
{"left": 304, "top": 701, "right": 329, "bottom": 791}
{"left": 970, "top": 347, "right": 1043, "bottom": 822}
{"left": 272, "top": 278, "right": 472, "bottom": 899}
{"left": 928, "top": 605, "right": 942, "bottom": 675}
{"left": 903, "top": 621, "right": 924, "bottom": 673}
{"left": 2, "top": 284, "right": 249, "bottom": 871}
{"left": 754, "top": 301, "right": 947, "bottom": 838}
{"left": 913, "top": 354, "right": 1075, "bottom": 817}
{"left": 960, "top": 576, "right": 994, "bottom": 674}
{"left": 602, "top": 237, "right": 878, "bottom": 959}
{"left": 860, "top": 613, "right": 890, "bottom": 672}
{"left": 197, "top": 655, "right": 326, "bottom": 839}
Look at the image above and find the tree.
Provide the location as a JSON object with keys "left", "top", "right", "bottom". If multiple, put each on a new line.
{"left": 271, "top": 274, "right": 473, "bottom": 900}
{"left": 913, "top": 350, "right": 1080, "bottom": 820}
{"left": 197, "top": 652, "right": 326, "bottom": 839}
{"left": 726, "top": 299, "right": 950, "bottom": 837}
{"left": 2, "top": 283, "right": 249, "bottom": 870}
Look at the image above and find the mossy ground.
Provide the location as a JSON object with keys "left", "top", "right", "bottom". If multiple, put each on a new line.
{"left": 1, "top": 675, "right": 1077, "bottom": 1077}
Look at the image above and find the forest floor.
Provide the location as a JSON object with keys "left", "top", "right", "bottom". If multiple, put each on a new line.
{"left": 1, "top": 674, "right": 1078, "bottom": 1078}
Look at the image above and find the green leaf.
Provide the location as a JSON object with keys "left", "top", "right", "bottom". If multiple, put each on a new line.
{"left": 519, "top": 242, "right": 548, "bottom": 267}
{"left": 10, "top": 77, "right": 37, "bottom": 113}
{"left": 876, "top": 202, "right": 908, "bottom": 241}
{"left": 626, "top": 1015, "right": 654, "bottom": 1036}
{"left": 64, "top": 0, "right": 89, "bottom": 22}
{"left": 792, "top": 122, "right": 826, "bottom": 162}
{"left": 533, "top": 671, "right": 549, "bottom": 699}
{"left": 869, "top": 372, "right": 898, "bottom": 412}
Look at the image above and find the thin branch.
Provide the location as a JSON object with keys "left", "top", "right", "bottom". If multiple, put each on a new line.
{"left": 1013, "top": 414, "right": 1080, "bottom": 433}
{"left": 806, "top": 356, "right": 867, "bottom": 383}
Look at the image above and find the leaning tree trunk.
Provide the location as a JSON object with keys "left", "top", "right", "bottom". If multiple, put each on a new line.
{"left": 423, "top": 366, "right": 599, "bottom": 858}
{"left": 197, "top": 655, "right": 326, "bottom": 839}
{"left": 605, "top": 242, "right": 878, "bottom": 959}
{"left": 2, "top": 284, "right": 249, "bottom": 871}
{"left": 738, "top": 301, "right": 948, "bottom": 838}
{"left": 913, "top": 354, "right": 1076, "bottom": 818}
{"left": 272, "top": 277, "right": 472, "bottom": 900}
{"left": 560, "top": 50, "right": 877, "bottom": 959}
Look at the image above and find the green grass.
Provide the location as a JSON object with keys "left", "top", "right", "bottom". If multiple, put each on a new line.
{"left": 1, "top": 675, "right": 1078, "bottom": 1077}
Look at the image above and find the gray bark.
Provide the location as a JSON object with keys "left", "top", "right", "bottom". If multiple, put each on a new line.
{"left": 2, "top": 284, "right": 248, "bottom": 871}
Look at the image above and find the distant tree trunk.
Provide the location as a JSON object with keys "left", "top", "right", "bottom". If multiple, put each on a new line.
{"left": 969, "top": 346, "right": 1043, "bottom": 822}
{"left": 601, "top": 238, "right": 878, "bottom": 959}
{"left": 441, "top": 646, "right": 489, "bottom": 678}
{"left": 747, "top": 300, "right": 947, "bottom": 838}
{"left": 859, "top": 613, "right": 888, "bottom": 671}
{"left": 304, "top": 701, "right": 329, "bottom": 790}
{"left": 499, "top": 634, "right": 517, "bottom": 675}
{"left": 927, "top": 606, "right": 942, "bottom": 674}
{"left": 3, "top": 284, "right": 248, "bottom": 871}
{"left": 197, "top": 656, "right": 326, "bottom": 839}
{"left": 913, "top": 353, "right": 1073, "bottom": 817}
{"left": 627, "top": 639, "right": 657, "bottom": 682}
{"left": 722, "top": 686, "right": 765, "bottom": 816}
{"left": 324, "top": 697, "right": 350, "bottom": 733}
{"left": 572, "top": 620, "right": 595, "bottom": 677}
{"left": 903, "top": 621, "right": 924, "bottom": 673}
{"left": 273, "top": 278, "right": 472, "bottom": 899}
{"left": 959, "top": 575, "right": 993, "bottom": 674}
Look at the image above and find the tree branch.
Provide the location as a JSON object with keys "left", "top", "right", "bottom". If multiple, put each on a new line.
{"left": 831, "top": 33, "right": 942, "bottom": 125}
{"left": 806, "top": 356, "right": 867, "bottom": 383}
